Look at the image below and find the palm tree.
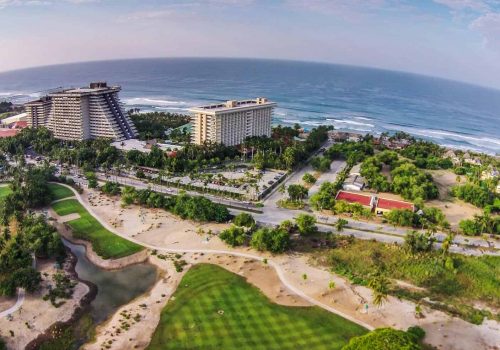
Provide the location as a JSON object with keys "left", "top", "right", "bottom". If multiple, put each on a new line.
{"left": 368, "top": 272, "right": 390, "bottom": 307}
{"left": 335, "top": 218, "right": 348, "bottom": 232}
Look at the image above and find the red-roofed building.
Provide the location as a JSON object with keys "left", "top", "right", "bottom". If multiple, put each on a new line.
{"left": 0, "top": 129, "right": 20, "bottom": 138}
{"left": 9, "top": 121, "right": 28, "bottom": 129}
{"left": 335, "top": 191, "right": 376, "bottom": 209}
{"left": 375, "top": 197, "right": 415, "bottom": 215}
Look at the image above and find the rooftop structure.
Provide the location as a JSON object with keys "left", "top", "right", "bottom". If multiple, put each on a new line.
{"left": 25, "top": 82, "right": 137, "bottom": 141}
{"left": 189, "top": 98, "right": 275, "bottom": 146}
{"left": 375, "top": 197, "right": 415, "bottom": 215}
{"left": 335, "top": 190, "right": 375, "bottom": 208}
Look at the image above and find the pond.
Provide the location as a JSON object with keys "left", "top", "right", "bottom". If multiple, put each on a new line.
{"left": 48, "top": 239, "right": 158, "bottom": 349}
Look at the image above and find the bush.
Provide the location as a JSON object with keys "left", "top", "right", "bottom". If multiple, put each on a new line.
{"left": 250, "top": 227, "right": 290, "bottom": 253}
{"left": 311, "top": 156, "right": 331, "bottom": 172}
{"left": 302, "top": 173, "right": 317, "bottom": 184}
{"left": 232, "top": 213, "right": 255, "bottom": 228}
{"left": 342, "top": 328, "right": 422, "bottom": 350}
{"left": 451, "top": 183, "right": 495, "bottom": 208}
{"left": 295, "top": 214, "right": 318, "bottom": 235}
{"left": 406, "top": 326, "right": 426, "bottom": 341}
{"left": 404, "top": 231, "right": 435, "bottom": 254}
{"left": 219, "top": 226, "right": 246, "bottom": 247}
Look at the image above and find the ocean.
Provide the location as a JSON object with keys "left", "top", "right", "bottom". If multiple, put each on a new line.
{"left": 0, "top": 58, "right": 499, "bottom": 154}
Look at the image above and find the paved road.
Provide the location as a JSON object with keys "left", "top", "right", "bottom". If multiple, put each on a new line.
{"left": 62, "top": 170, "right": 500, "bottom": 255}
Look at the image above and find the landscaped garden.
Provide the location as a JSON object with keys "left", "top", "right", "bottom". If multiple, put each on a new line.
{"left": 48, "top": 183, "right": 75, "bottom": 201}
{"left": 51, "top": 199, "right": 143, "bottom": 259}
{"left": 148, "top": 264, "right": 367, "bottom": 350}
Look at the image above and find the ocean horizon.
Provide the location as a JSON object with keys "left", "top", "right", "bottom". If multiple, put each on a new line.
{"left": 0, "top": 57, "right": 499, "bottom": 155}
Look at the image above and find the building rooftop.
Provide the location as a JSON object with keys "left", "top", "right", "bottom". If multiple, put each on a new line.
{"left": 335, "top": 190, "right": 373, "bottom": 207}
{"left": 376, "top": 197, "right": 414, "bottom": 211}
{"left": 189, "top": 98, "right": 276, "bottom": 113}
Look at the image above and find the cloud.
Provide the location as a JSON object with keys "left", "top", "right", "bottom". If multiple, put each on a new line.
{"left": 433, "top": 0, "right": 490, "bottom": 12}
{"left": 470, "top": 12, "right": 500, "bottom": 49}
{"left": 0, "top": 0, "right": 105, "bottom": 8}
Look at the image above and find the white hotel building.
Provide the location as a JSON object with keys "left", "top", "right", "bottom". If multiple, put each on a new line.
{"left": 25, "top": 82, "right": 137, "bottom": 141}
{"left": 189, "top": 98, "right": 276, "bottom": 146}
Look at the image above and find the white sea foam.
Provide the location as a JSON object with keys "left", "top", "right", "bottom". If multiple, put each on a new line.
{"left": 392, "top": 126, "right": 500, "bottom": 153}
{"left": 353, "top": 116, "right": 372, "bottom": 121}
{"left": 326, "top": 118, "right": 375, "bottom": 128}
{"left": 123, "top": 97, "right": 190, "bottom": 107}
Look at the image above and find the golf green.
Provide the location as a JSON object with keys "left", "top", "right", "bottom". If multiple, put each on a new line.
{"left": 148, "top": 264, "right": 367, "bottom": 350}
{"left": 52, "top": 198, "right": 143, "bottom": 259}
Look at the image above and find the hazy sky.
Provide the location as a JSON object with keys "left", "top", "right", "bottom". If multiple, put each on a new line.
{"left": 1, "top": 0, "right": 500, "bottom": 89}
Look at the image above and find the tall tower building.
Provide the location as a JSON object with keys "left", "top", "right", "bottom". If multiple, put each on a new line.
{"left": 25, "top": 82, "right": 137, "bottom": 141}
{"left": 189, "top": 98, "right": 275, "bottom": 146}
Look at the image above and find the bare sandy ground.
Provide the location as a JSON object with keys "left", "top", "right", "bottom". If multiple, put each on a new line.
{"left": 83, "top": 191, "right": 230, "bottom": 249}
{"left": 427, "top": 169, "right": 483, "bottom": 229}
{"left": 0, "top": 259, "right": 89, "bottom": 350}
{"left": 0, "top": 296, "right": 15, "bottom": 313}
{"left": 78, "top": 189, "right": 500, "bottom": 350}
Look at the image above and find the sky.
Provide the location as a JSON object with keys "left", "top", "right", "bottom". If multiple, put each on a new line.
{"left": 1, "top": 0, "right": 500, "bottom": 89}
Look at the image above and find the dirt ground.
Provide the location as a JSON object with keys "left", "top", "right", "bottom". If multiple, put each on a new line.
{"left": 0, "top": 259, "right": 89, "bottom": 350}
{"left": 427, "top": 170, "right": 482, "bottom": 229}
{"left": 83, "top": 191, "right": 230, "bottom": 251}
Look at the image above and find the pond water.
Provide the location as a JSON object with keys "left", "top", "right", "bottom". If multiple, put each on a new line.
{"left": 63, "top": 239, "right": 157, "bottom": 323}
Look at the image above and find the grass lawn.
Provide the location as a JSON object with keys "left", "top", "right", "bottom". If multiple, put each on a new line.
{"left": 148, "top": 264, "right": 367, "bottom": 350}
{"left": 48, "top": 183, "right": 75, "bottom": 201}
{"left": 0, "top": 185, "right": 12, "bottom": 201}
{"left": 52, "top": 199, "right": 143, "bottom": 259}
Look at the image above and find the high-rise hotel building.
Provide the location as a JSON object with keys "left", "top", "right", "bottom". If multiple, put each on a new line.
{"left": 25, "top": 82, "right": 137, "bottom": 141}
{"left": 189, "top": 98, "right": 275, "bottom": 146}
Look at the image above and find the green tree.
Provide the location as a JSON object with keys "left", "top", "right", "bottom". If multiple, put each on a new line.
{"left": 335, "top": 218, "right": 348, "bottom": 232}
{"left": 295, "top": 214, "right": 318, "bottom": 235}
{"left": 302, "top": 173, "right": 317, "bottom": 185}
{"left": 232, "top": 213, "right": 255, "bottom": 228}
{"left": 342, "top": 328, "right": 422, "bottom": 350}
{"left": 287, "top": 184, "right": 308, "bottom": 202}
{"left": 219, "top": 226, "right": 246, "bottom": 247}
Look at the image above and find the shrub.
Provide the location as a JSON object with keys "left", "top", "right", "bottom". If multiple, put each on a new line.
{"left": 219, "top": 226, "right": 246, "bottom": 247}
{"left": 250, "top": 227, "right": 290, "bottom": 253}
{"left": 302, "top": 173, "right": 317, "bottom": 184}
{"left": 407, "top": 326, "right": 426, "bottom": 341}
{"left": 232, "top": 213, "right": 255, "bottom": 228}
{"left": 342, "top": 328, "right": 422, "bottom": 350}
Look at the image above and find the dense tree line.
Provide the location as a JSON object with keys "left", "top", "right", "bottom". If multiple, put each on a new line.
{"left": 120, "top": 186, "right": 230, "bottom": 222}
{"left": 342, "top": 327, "right": 424, "bottom": 350}
{"left": 0, "top": 169, "right": 66, "bottom": 296}
{"left": 0, "top": 166, "right": 55, "bottom": 222}
{"left": 384, "top": 207, "right": 449, "bottom": 230}
{"left": 324, "top": 139, "right": 375, "bottom": 165}
{"left": 245, "top": 125, "right": 330, "bottom": 170}
{"left": 459, "top": 213, "right": 500, "bottom": 236}
{"left": 360, "top": 151, "right": 438, "bottom": 201}
{"left": 399, "top": 141, "right": 453, "bottom": 169}
{"left": 451, "top": 182, "right": 496, "bottom": 208}
{"left": 129, "top": 112, "right": 190, "bottom": 140}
